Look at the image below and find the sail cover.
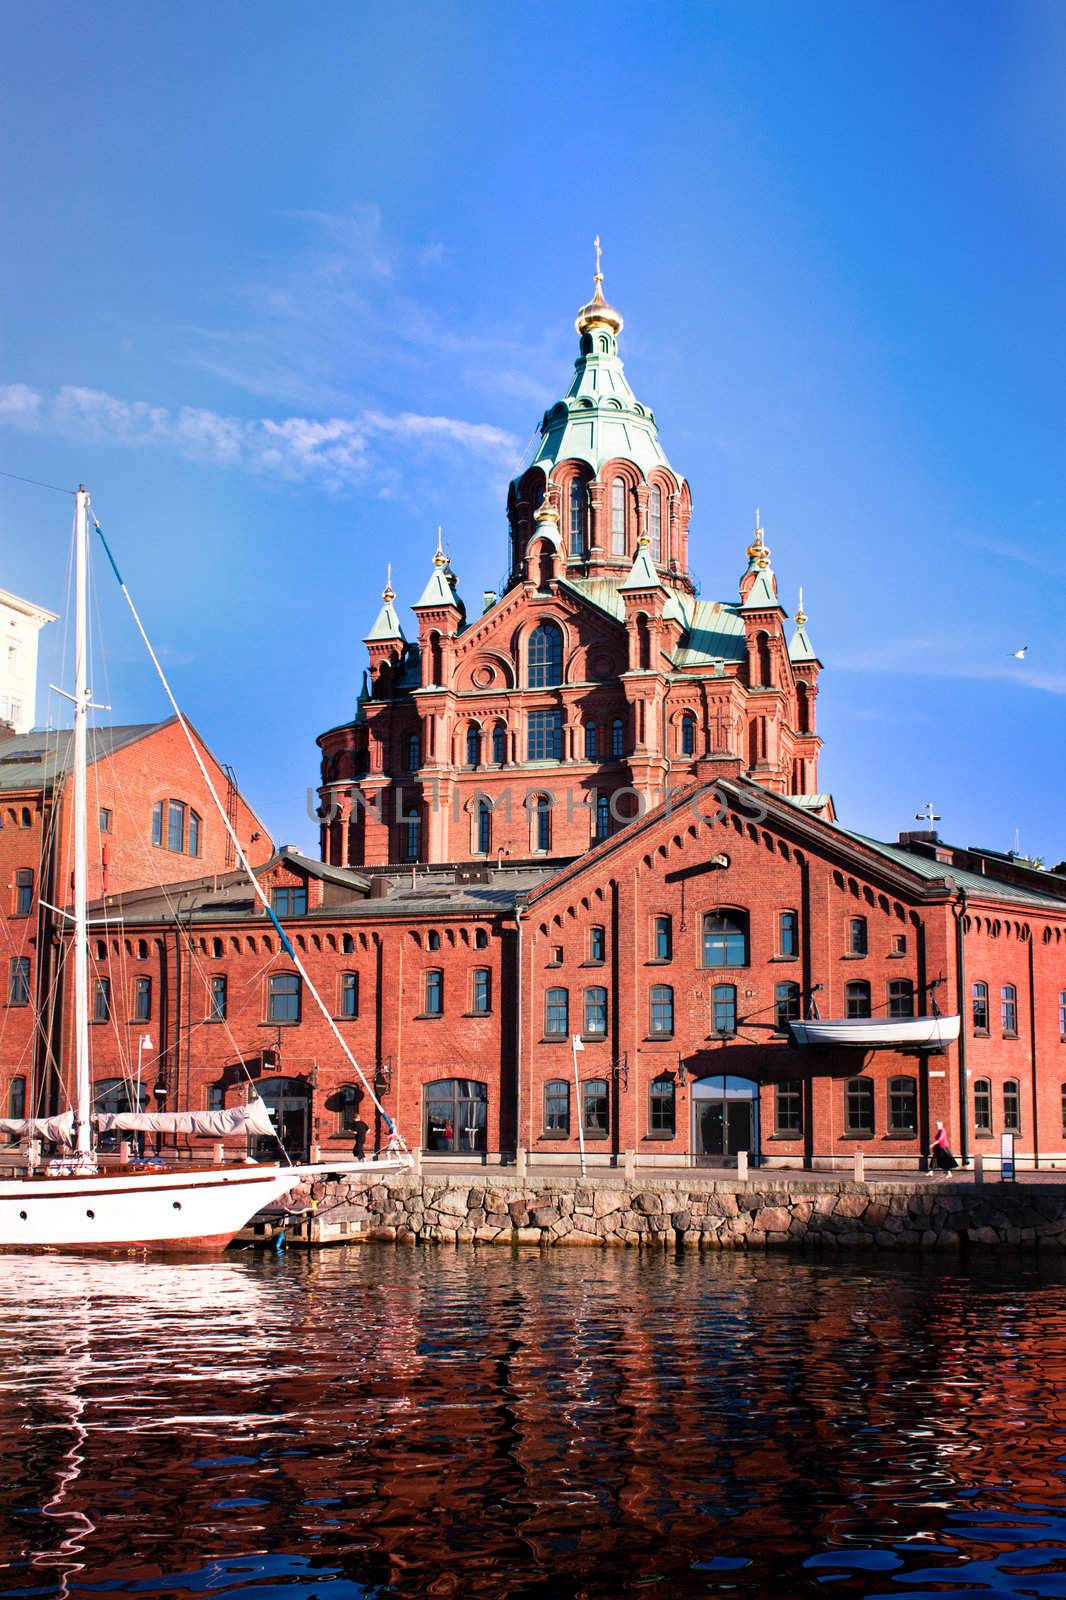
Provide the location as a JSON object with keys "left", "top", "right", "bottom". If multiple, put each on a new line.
{"left": 0, "top": 1110, "right": 77, "bottom": 1144}
{"left": 96, "top": 1099, "right": 278, "bottom": 1139}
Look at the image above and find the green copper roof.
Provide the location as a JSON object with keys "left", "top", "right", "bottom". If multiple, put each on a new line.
{"left": 365, "top": 598, "right": 405, "bottom": 642}
{"left": 520, "top": 324, "right": 675, "bottom": 484}
{"left": 788, "top": 622, "right": 818, "bottom": 663}
{"left": 741, "top": 568, "right": 781, "bottom": 611}
{"left": 560, "top": 577, "right": 747, "bottom": 667}
{"left": 415, "top": 564, "right": 457, "bottom": 609}
{"left": 619, "top": 543, "right": 664, "bottom": 593}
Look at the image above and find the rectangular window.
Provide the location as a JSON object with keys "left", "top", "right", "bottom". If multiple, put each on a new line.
{"left": 774, "top": 982, "right": 801, "bottom": 1033}
{"left": 583, "top": 1078, "right": 609, "bottom": 1134}
{"left": 653, "top": 915, "right": 672, "bottom": 961}
{"left": 589, "top": 926, "right": 605, "bottom": 964}
{"left": 272, "top": 886, "right": 308, "bottom": 917}
{"left": 210, "top": 974, "right": 228, "bottom": 1021}
{"left": 892, "top": 933, "right": 907, "bottom": 956}
{"left": 1060, "top": 991, "right": 1066, "bottom": 1038}
{"left": 544, "top": 1079, "right": 569, "bottom": 1134}
{"left": 14, "top": 868, "right": 33, "bottom": 916}
{"left": 1004, "top": 1079, "right": 1020, "bottom": 1132}
{"left": 7, "top": 1075, "right": 26, "bottom": 1119}
{"left": 472, "top": 968, "right": 491, "bottom": 1015}
{"left": 649, "top": 1078, "right": 675, "bottom": 1137}
{"left": 583, "top": 986, "right": 608, "bottom": 1038}
{"left": 527, "top": 710, "right": 563, "bottom": 762}
{"left": 167, "top": 799, "right": 186, "bottom": 853}
{"left": 888, "top": 1075, "right": 917, "bottom": 1135}
{"left": 268, "top": 973, "right": 301, "bottom": 1024}
{"left": 8, "top": 957, "right": 30, "bottom": 1006}
{"left": 133, "top": 975, "right": 152, "bottom": 1022}
{"left": 93, "top": 976, "right": 110, "bottom": 1023}
{"left": 775, "top": 1079, "right": 803, "bottom": 1137}
{"left": 974, "top": 1078, "right": 992, "bottom": 1133}
{"left": 151, "top": 800, "right": 163, "bottom": 847}
{"left": 702, "top": 912, "right": 747, "bottom": 968}
{"left": 712, "top": 983, "right": 737, "bottom": 1037}
{"left": 778, "top": 910, "right": 798, "bottom": 958}
{"left": 888, "top": 979, "right": 914, "bottom": 1018}
{"left": 545, "top": 987, "right": 569, "bottom": 1037}
{"left": 972, "top": 981, "right": 989, "bottom": 1033}
{"left": 1001, "top": 986, "right": 1018, "bottom": 1036}
{"left": 207, "top": 1084, "right": 225, "bottom": 1111}
{"left": 340, "top": 973, "right": 358, "bottom": 1018}
{"left": 99, "top": 806, "right": 112, "bottom": 833}
{"left": 649, "top": 984, "right": 674, "bottom": 1036}
{"left": 845, "top": 981, "right": 872, "bottom": 1019}
{"left": 848, "top": 916, "right": 868, "bottom": 956}
{"left": 845, "top": 1076, "right": 874, "bottom": 1136}
{"left": 424, "top": 969, "right": 444, "bottom": 1016}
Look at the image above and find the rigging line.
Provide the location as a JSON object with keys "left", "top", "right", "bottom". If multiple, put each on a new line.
{"left": 92, "top": 510, "right": 406, "bottom": 1148}
{"left": 0, "top": 465, "right": 76, "bottom": 496}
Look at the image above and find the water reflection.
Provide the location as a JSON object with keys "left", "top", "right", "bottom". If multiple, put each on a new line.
{"left": 1, "top": 1248, "right": 1065, "bottom": 1598}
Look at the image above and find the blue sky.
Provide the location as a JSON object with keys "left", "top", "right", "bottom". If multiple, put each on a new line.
{"left": 1, "top": 1, "right": 1063, "bottom": 861}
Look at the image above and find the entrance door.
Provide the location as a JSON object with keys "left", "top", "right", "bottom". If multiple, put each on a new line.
{"left": 253, "top": 1077, "right": 311, "bottom": 1161}
{"left": 691, "top": 1076, "right": 758, "bottom": 1166}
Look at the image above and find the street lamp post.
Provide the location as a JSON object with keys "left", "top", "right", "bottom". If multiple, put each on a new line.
{"left": 135, "top": 1033, "right": 153, "bottom": 1159}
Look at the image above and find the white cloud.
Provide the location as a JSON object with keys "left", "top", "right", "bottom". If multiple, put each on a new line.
{"left": 0, "top": 380, "right": 518, "bottom": 492}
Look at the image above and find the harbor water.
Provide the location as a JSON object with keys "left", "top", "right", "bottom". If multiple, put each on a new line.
{"left": 2, "top": 1246, "right": 1066, "bottom": 1599}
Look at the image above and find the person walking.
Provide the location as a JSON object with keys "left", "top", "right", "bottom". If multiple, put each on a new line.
{"left": 930, "top": 1120, "right": 958, "bottom": 1177}
{"left": 351, "top": 1117, "right": 369, "bottom": 1161}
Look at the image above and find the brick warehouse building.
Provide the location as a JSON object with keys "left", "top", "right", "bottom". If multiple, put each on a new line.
{"left": 8, "top": 265, "right": 1066, "bottom": 1170}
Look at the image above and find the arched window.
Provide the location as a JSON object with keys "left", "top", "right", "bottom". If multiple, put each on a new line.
{"left": 424, "top": 1078, "right": 487, "bottom": 1154}
{"left": 845, "top": 1076, "right": 874, "bottom": 1135}
{"left": 342, "top": 933, "right": 355, "bottom": 954}
{"left": 610, "top": 478, "right": 626, "bottom": 555}
{"left": 427, "top": 930, "right": 441, "bottom": 951}
{"left": 466, "top": 724, "right": 481, "bottom": 769}
{"left": 775, "top": 1080, "right": 803, "bottom": 1137}
{"left": 649, "top": 984, "right": 674, "bottom": 1036}
{"left": 544, "top": 1079, "right": 570, "bottom": 1134}
{"left": 472, "top": 968, "right": 491, "bottom": 1014}
{"left": 584, "top": 722, "right": 597, "bottom": 761}
{"left": 491, "top": 723, "right": 506, "bottom": 764}
{"left": 475, "top": 927, "right": 489, "bottom": 949}
{"left": 1004, "top": 1079, "right": 1021, "bottom": 1131}
{"left": 848, "top": 916, "right": 868, "bottom": 956}
{"left": 533, "top": 794, "right": 552, "bottom": 853}
{"left": 649, "top": 484, "right": 663, "bottom": 562}
{"left": 797, "top": 682, "right": 811, "bottom": 735}
{"left": 402, "top": 808, "right": 420, "bottom": 862}
{"left": 888, "top": 979, "right": 915, "bottom": 1018}
{"left": 595, "top": 791, "right": 611, "bottom": 842}
{"left": 778, "top": 911, "right": 799, "bottom": 957}
{"left": 477, "top": 798, "right": 492, "bottom": 856}
{"left": 889, "top": 1076, "right": 917, "bottom": 1135}
{"left": 340, "top": 973, "right": 358, "bottom": 1018}
{"left": 336, "top": 1084, "right": 362, "bottom": 1132}
{"left": 972, "top": 980, "right": 989, "bottom": 1032}
{"left": 712, "top": 983, "right": 737, "bottom": 1036}
{"left": 649, "top": 1076, "right": 675, "bottom": 1136}
{"left": 702, "top": 911, "right": 748, "bottom": 968}
{"left": 545, "top": 987, "right": 569, "bottom": 1037}
{"left": 424, "top": 969, "right": 444, "bottom": 1015}
{"left": 1001, "top": 984, "right": 1018, "bottom": 1035}
{"left": 680, "top": 712, "right": 696, "bottom": 757}
{"left": 407, "top": 732, "right": 421, "bottom": 770}
{"left": 845, "top": 980, "right": 872, "bottom": 1018}
{"left": 583, "top": 986, "right": 608, "bottom": 1038}
{"left": 610, "top": 717, "right": 625, "bottom": 758}
{"left": 774, "top": 982, "right": 801, "bottom": 1032}
{"left": 569, "top": 479, "right": 587, "bottom": 558}
{"left": 268, "top": 973, "right": 301, "bottom": 1024}
{"left": 188, "top": 811, "right": 201, "bottom": 857}
{"left": 755, "top": 631, "right": 773, "bottom": 687}
{"left": 528, "top": 622, "right": 563, "bottom": 688}
{"left": 974, "top": 1077, "right": 992, "bottom": 1131}
{"left": 584, "top": 1078, "right": 609, "bottom": 1134}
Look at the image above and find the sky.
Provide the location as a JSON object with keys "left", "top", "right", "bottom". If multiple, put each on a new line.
{"left": 1, "top": 1, "right": 1064, "bottom": 863}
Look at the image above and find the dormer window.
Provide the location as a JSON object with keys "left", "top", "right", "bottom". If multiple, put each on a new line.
{"left": 272, "top": 885, "right": 307, "bottom": 917}
{"left": 611, "top": 479, "right": 626, "bottom": 556}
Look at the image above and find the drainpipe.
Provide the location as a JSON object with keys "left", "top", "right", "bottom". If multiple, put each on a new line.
{"left": 953, "top": 888, "right": 970, "bottom": 1168}
{"left": 514, "top": 899, "right": 524, "bottom": 1166}
{"left": 1028, "top": 926, "right": 1039, "bottom": 1171}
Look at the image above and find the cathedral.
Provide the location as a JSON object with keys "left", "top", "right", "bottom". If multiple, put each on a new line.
{"left": 317, "top": 259, "right": 825, "bottom": 871}
{"left": 13, "top": 261, "right": 1066, "bottom": 1175}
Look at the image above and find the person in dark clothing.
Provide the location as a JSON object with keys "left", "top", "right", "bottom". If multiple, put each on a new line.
{"left": 351, "top": 1117, "right": 369, "bottom": 1160}
{"left": 931, "top": 1120, "right": 958, "bottom": 1176}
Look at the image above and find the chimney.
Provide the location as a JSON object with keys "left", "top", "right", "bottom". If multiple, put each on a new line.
{"left": 482, "top": 589, "right": 497, "bottom": 614}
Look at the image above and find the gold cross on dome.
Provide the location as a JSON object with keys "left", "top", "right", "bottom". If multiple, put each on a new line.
{"left": 594, "top": 234, "right": 602, "bottom": 283}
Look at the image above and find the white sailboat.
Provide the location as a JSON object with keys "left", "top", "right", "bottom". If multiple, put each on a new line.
{"left": 0, "top": 487, "right": 410, "bottom": 1252}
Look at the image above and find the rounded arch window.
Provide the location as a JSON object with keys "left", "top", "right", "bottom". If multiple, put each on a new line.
{"left": 528, "top": 622, "right": 564, "bottom": 688}
{"left": 611, "top": 479, "right": 626, "bottom": 555}
{"left": 680, "top": 711, "right": 696, "bottom": 757}
{"left": 649, "top": 484, "right": 663, "bottom": 561}
{"left": 568, "top": 478, "right": 587, "bottom": 558}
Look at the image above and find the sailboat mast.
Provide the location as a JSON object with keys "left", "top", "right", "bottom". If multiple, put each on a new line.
{"left": 72, "top": 486, "right": 92, "bottom": 1159}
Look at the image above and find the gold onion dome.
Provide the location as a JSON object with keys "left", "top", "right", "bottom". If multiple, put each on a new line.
{"left": 433, "top": 525, "right": 448, "bottom": 567}
{"left": 575, "top": 235, "right": 624, "bottom": 337}
{"left": 746, "top": 510, "right": 772, "bottom": 571}
{"left": 382, "top": 563, "right": 396, "bottom": 604}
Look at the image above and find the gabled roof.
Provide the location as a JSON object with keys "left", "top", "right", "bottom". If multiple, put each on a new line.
{"left": 0, "top": 722, "right": 169, "bottom": 793}
{"left": 558, "top": 578, "right": 748, "bottom": 669}
{"left": 741, "top": 568, "right": 780, "bottom": 610}
{"left": 414, "top": 566, "right": 457, "bottom": 608}
{"left": 619, "top": 543, "right": 664, "bottom": 593}
{"left": 788, "top": 622, "right": 818, "bottom": 662}
{"left": 365, "top": 598, "right": 405, "bottom": 642}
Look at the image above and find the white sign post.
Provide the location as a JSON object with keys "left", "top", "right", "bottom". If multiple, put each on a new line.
{"left": 571, "top": 1034, "right": 587, "bottom": 1178}
{"left": 1000, "top": 1130, "right": 1016, "bottom": 1182}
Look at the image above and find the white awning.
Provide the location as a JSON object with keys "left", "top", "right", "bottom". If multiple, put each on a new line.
{"left": 789, "top": 1015, "right": 961, "bottom": 1050}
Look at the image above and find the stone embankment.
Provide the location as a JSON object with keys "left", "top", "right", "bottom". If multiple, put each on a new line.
{"left": 281, "top": 1171, "right": 1066, "bottom": 1252}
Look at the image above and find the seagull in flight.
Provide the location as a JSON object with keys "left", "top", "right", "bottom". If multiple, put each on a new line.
{"left": 1010, "top": 645, "right": 1029, "bottom": 659}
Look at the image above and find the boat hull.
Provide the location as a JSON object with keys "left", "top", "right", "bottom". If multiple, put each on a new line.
{"left": 0, "top": 1164, "right": 306, "bottom": 1253}
{"left": 789, "top": 1015, "right": 962, "bottom": 1049}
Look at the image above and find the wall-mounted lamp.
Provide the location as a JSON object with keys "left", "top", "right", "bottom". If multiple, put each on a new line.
{"left": 373, "top": 1058, "right": 393, "bottom": 1095}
